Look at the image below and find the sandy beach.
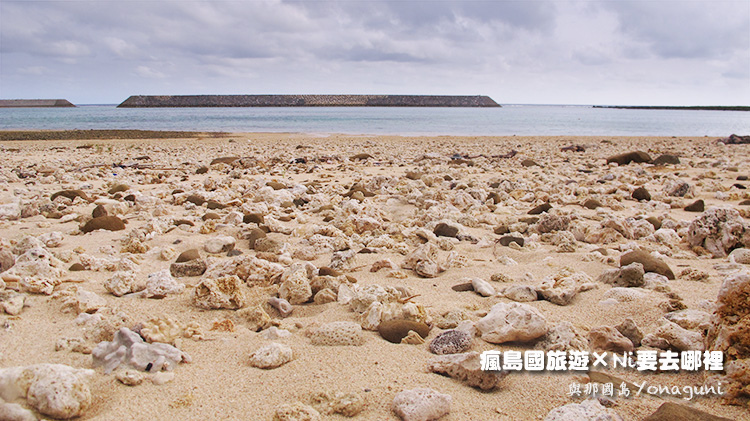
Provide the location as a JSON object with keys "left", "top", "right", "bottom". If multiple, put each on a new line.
{"left": 0, "top": 132, "right": 748, "bottom": 420}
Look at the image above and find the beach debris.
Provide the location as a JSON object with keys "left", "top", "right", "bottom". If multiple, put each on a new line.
{"left": 597, "top": 262, "right": 645, "bottom": 287}
{"left": 279, "top": 267, "right": 313, "bottom": 305}
{"left": 476, "top": 302, "right": 547, "bottom": 344}
{"left": 606, "top": 151, "right": 651, "bottom": 165}
{"left": 268, "top": 296, "right": 293, "bottom": 317}
{"left": 705, "top": 271, "right": 750, "bottom": 405}
{"left": 588, "top": 326, "right": 634, "bottom": 353}
{"left": 309, "top": 321, "right": 364, "bottom": 346}
{"left": 428, "top": 330, "right": 473, "bottom": 355}
{"left": 544, "top": 399, "right": 623, "bottom": 421}
{"left": 104, "top": 271, "right": 146, "bottom": 296}
{"left": 250, "top": 342, "right": 293, "bottom": 369}
{"left": 0, "top": 363, "right": 95, "bottom": 419}
{"left": 687, "top": 207, "right": 748, "bottom": 258}
{"left": 614, "top": 318, "right": 643, "bottom": 347}
{"left": 428, "top": 352, "right": 507, "bottom": 390}
{"left": 620, "top": 250, "right": 675, "bottom": 279}
{"left": 92, "top": 327, "right": 191, "bottom": 374}
{"left": 140, "top": 316, "right": 202, "bottom": 345}
{"left": 204, "top": 235, "right": 235, "bottom": 254}
{"left": 193, "top": 275, "right": 246, "bottom": 310}
{"left": 501, "top": 285, "right": 538, "bottom": 302}
{"left": 537, "top": 268, "right": 595, "bottom": 306}
{"left": 469, "top": 277, "right": 495, "bottom": 297}
{"left": 378, "top": 319, "right": 431, "bottom": 344}
{"left": 142, "top": 270, "right": 184, "bottom": 298}
{"left": 536, "top": 322, "right": 588, "bottom": 351}
{"left": 392, "top": 388, "right": 451, "bottom": 421}
{"left": 81, "top": 215, "right": 126, "bottom": 233}
{"left": 729, "top": 248, "right": 750, "bottom": 264}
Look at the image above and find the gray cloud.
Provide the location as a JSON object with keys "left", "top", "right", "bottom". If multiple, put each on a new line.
{"left": 0, "top": 0, "right": 748, "bottom": 105}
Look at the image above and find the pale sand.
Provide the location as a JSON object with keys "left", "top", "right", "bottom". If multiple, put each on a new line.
{"left": 0, "top": 133, "right": 748, "bottom": 420}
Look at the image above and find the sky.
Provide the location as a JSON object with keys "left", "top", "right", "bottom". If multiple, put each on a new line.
{"left": 1, "top": 0, "right": 749, "bottom": 106}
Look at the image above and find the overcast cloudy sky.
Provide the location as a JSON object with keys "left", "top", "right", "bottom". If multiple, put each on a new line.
{"left": 1, "top": 0, "right": 748, "bottom": 105}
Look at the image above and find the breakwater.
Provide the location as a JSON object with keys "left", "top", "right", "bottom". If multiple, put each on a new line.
{"left": 0, "top": 99, "right": 75, "bottom": 108}
{"left": 117, "top": 94, "right": 500, "bottom": 108}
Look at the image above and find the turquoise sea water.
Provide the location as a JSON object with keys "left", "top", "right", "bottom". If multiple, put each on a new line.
{"left": 0, "top": 104, "right": 748, "bottom": 136}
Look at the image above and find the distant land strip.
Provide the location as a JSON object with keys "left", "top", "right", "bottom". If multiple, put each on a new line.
{"left": 0, "top": 130, "right": 227, "bottom": 141}
{"left": 0, "top": 99, "right": 75, "bottom": 108}
{"left": 117, "top": 94, "right": 500, "bottom": 108}
{"left": 593, "top": 105, "right": 750, "bottom": 111}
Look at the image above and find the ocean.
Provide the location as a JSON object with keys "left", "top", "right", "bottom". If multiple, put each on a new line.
{"left": 0, "top": 104, "right": 748, "bottom": 136}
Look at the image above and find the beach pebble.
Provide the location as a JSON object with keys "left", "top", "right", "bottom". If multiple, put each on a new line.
{"left": 631, "top": 186, "right": 651, "bottom": 201}
{"left": 588, "top": 326, "right": 634, "bottom": 353}
{"left": 537, "top": 268, "right": 594, "bottom": 306}
{"left": 204, "top": 235, "right": 235, "bottom": 254}
{"left": 104, "top": 271, "right": 146, "bottom": 297}
{"left": 279, "top": 268, "right": 313, "bottom": 305}
{"left": 151, "top": 371, "right": 175, "bottom": 386}
{"left": 502, "top": 285, "right": 538, "bottom": 302}
{"left": 143, "top": 270, "right": 184, "bottom": 298}
{"left": 620, "top": 250, "right": 675, "bottom": 279}
{"left": 0, "top": 363, "right": 95, "bottom": 420}
{"left": 92, "top": 327, "right": 191, "bottom": 373}
{"left": 606, "top": 151, "right": 651, "bottom": 165}
{"left": 544, "top": 399, "right": 623, "bottom": 421}
{"left": 262, "top": 326, "right": 292, "bottom": 340}
{"left": 687, "top": 207, "right": 748, "bottom": 257}
{"left": 392, "top": 388, "right": 451, "bottom": 421}
{"left": 0, "top": 291, "right": 25, "bottom": 315}
{"left": 470, "top": 277, "right": 495, "bottom": 297}
{"left": 428, "top": 352, "right": 506, "bottom": 390}
{"left": 729, "top": 248, "right": 750, "bottom": 264}
{"left": 664, "top": 309, "right": 712, "bottom": 331}
{"left": 250, "top": 342, "right": 294, "bottom": 369}
{"left": 193, "top": 275, "right": 246, "bottom": 309}
{"left": 614, "top": 318, "right": 643, "bottom": 347}
{"left": 664, "top": 180, "right": 691, "bottom": 197}
{"left": 310, "top": 391, "right": 366, "bottom": 417}
{"left": 684, "top": 199, "right": 705, "bottom": 212}
{"left": 476, "top": 302, "right": 547, "bottom": 344}
{"left": 378, "top": 319, "right": 431, "bottom": 344}
{"left": 597, "top": 262, "right": 645, "bottom": 287}
{"left": 51, "top": 189, "right": 91, "bottom": 202}
{"left": 0, "top": 401, "right": 36, "bottom": 421}
{"left": 268, "top": 296, "right": 293, "bottom": 317}
{"left": 653, "top": 154, "right": 680, "bottom": 165}
{"left": 310, "top": 321, "right": 364, "bottom": 346}
{"left": 81, "top": 215, "right": 126, "bottom": 233}
{"left": 429, "top": 330, "right": 473, "bottom": 355}
{"left": 0, "top": 249, "right": 15, "bottom": 273}
{"left": 433, "top": 222, "right": 459, "bottom": 238}
{"left": 536, "top": 322, "right": 588, "bottom": 351}
{"left": 653, "top": 320, "right": 705, "bottom": 351}
{"left": 170, "top": 259, "right": 207, "bottom": 278}
{"left": 175, "top": 249, "right": 201, "bottom": 262}
{"left": 115, "top": 370, "right": 145, "bottom": 386}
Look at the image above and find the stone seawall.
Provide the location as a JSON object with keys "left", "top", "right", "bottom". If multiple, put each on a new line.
{"left": 117, "top": 95, "right": 500, "bottom": 108}
{"left": 0, "top": 99, "right": 75, "bottom": 108}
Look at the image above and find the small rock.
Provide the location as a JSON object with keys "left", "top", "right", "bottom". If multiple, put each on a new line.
{"left": 597, "top": 262, "right": 645, "bottom": 287}
{"left": 392, "top": 388, "right": 451, "bottom": 421}
{"left": 653, "top": 320, "right": 705, "bottom": 351}
{"left": 428, "top": 352, "right": 506, "bottom": 390}
{"left": 545, "top": 399, "right": 623, "bottom": 421}
{"left": 685, "top": 199, "right": 705, "bottom": 212}
{"left": 729, "top": 248, "right": 750, "bottom": 264}
{"left": 632, "top": 186, "right": 651, "bottom": 201}
{"left": 614, "top": 318, "right": 643, "bottom": 347}
{"left": 115, "top": 370, "right": 145, "bottom": 386}
{"left": 51, "top": 189, "right": 91, "bottom": 202}
{"left": 169, "top": 260, "right": 207, "bottom": 278}
{"left": 0, "top": 249, "right": 15, "bottom": 273}
{"left": 583, "top": 198, "right": 602, "bottom": 209}
{"left": 69, "top": 262, "right": 85, "bottom": 271}
{"left": 193, "top": 275, "right": 246, "bottom": 310}
{"left": 521, "top": 158, "right": 540, "bottom": 167}
{"left": 498, "top": 235, "right": 524, "bottom": 247}
{"left": 528, "top": 203, "right": 552, "bottom": 215}
{"left": 433, "top": 222, "right": 459, "bottom": 238}
{"left": 470, "top": 278, "right": 495, "bottom": 297}
{"left": 92, "top": 204, "right": 108, "bottom": 218}
{"left": 429, "top": 330, "right": 473, "bottom": 355}
{"left": 644, "top": 402, "right": 731, "bottom": 421}
{"left": 186, "top": 194, "right": 206, "bottom": 206}
{"left": 378, "top": 319, "right": 431, "bottom": 344}
{"left": 502, "top": 285, "right": 538, "bottom": 302}
{"left": 620, "top": 250, "right": 675, "bottom": 279}
{"left": 653, "top": 154, "right": 680, "bottom": 166}
{"left": 81, "top": 216, "right": 126, "bottom": 233}
{"left": 243, "top": 213, "right": 265, "bottom": 224}
{"left": 476, "top": 302, "right": 547, "bottom": 344}
{"left": 310, "top": 321, "right": 364, "bottom": 346}
{"left": 606, "top": 151, "right": 652, "bottom": 165}
{"left": 536, "top": 322, "right": 588, "bottom": 351}
{"left": 175, "top": 249, "right": 201, "bottom": 263}
{"left": 250, "top": 342, "right": 293, "bottom": 369}
{"left": 204, "top": 235, "right": 235, "bottom": 254}
{"left": 268, "top": 297, "right": 293, "bottom": 317}
{"left": 588, "top": 326, "right": 634, "bottom": 353}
